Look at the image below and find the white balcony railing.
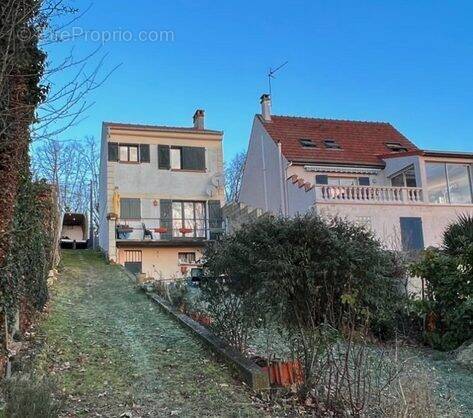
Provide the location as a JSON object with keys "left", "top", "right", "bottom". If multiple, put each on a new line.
{"left": 315, "top": 185, "right": 424, "bottom": 204}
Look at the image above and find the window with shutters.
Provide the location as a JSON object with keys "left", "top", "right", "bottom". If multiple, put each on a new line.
{"left": 109, "top": 142, "right": 149, "bottom": 163}
{"left": 164, "top": 146, "right": 206, "bottom": 171}
{"left": 328, "top": 177, "right": 359, "bottom": 186}
{"left": 120, "top": 198, "right": 141, "bottom": 219}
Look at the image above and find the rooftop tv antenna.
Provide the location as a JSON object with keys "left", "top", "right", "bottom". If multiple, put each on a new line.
{"left": 268, "top": 61, "right": 288, "bottom": 97}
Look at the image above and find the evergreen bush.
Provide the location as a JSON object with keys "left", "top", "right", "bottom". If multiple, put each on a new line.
{"left": 203, "top": 214, "right": 407, "bottom": 340}
{"left": 412, "top": 215, "right": 473, "bottom": 350}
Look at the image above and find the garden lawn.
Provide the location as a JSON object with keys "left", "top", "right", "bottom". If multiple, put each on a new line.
{"left": 34, "top": 250, "right": 266, "bottom": 417}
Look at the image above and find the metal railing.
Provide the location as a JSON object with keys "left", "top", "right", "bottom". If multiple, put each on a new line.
{"left": 315, "top": 185, "right": 424, "bottom": 204}
{"left": 116, "top": 217, "right": 224, "bottom": 241}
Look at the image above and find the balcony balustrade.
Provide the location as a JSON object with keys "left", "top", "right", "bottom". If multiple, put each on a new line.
{"left": 315, "top": 185, "right": 424, "bottom": 204}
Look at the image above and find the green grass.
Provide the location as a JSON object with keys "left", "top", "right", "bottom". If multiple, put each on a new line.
{"left": 28, "top": 250, "right": 473, "bottom": 417}
{"left": 34, "top": 250, "right": 266, "bottom": 417}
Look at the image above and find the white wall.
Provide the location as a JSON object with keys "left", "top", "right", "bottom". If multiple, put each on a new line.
{"left": 316, "top": 202, "right": 473, "bottom": 250}
{"left": 239, "top": 117, "right": 286, "bottom": 214}
{"left": 109, "top": 133, "right": 224, "bottom": 201}
{"left": 286, "top": 180, "right": 316, "bottom": 216}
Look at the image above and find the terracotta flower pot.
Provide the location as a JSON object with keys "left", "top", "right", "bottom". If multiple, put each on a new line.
{"left": 258, "top": 359, "right": 303, "bottom": 387}
{"left": 197, "top": 314, "right": 212, "bottom": 326}
{"left": 154, "top": 227, "right": 168, "bottom": 233}
{"left": 189, "top": 312, "right": 212, "bottom": 326}
{"left": 179, "top": 227, "right": 193, "bottom": 235}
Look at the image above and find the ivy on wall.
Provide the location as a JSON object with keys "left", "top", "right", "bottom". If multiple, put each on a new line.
{"left": 0, "top": 174, "right": 59, "bottom": 337}
{"left": 0, "top": 0, "right": 50, "bottom": 354}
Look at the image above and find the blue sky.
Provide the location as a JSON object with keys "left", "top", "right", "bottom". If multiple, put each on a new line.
{"left": 44, "top": 0, "right": 473, "bottom": 161}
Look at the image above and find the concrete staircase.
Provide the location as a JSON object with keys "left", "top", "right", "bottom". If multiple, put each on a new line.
{"left": 222, "top": 202, "right": 267, "bottom": 234}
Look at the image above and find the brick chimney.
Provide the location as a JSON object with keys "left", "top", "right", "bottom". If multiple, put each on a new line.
{"left": 193, "top": 109, "right": 205, "bottom": 130}
{"left": 260, "top": 94, "right": 271, "bottom": 121}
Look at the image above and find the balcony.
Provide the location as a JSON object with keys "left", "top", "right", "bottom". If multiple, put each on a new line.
{"left": 115, "top": 218, "right": 224, "bottom": 245}
{"left": 314, "top": 185, "right": 424, "bottom": 204}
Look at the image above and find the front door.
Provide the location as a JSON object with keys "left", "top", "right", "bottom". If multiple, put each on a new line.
{"left": 124, "top": 250, "right": 142, "bottom": 274}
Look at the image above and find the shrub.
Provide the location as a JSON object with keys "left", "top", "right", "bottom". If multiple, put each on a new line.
{"left": 411, "top": 215, "right": 473, "bottom": 350}
{"left": 154, "top": 279, "right": 189, "bottom": 311}
{"left": 443, "top": 213, "right": 473, "bottom": 256}
{"left": 204, "top": 214, "right": 407, "bottom": 339}
{"left": 200, "top": 276, "right": 263, "bottom": 352}
{"left": 3, "top": 374, "right": 61, "bottom": 418}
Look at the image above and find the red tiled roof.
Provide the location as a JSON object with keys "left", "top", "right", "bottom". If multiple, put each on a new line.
{"left": 259, "top": 115, "right": 419, "bottom": 167}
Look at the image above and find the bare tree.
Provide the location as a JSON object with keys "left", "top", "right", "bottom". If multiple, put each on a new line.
{"left": 224, "top": 151, "right": 246, "bottom": 202}
{"left": 32, "top": 136, "right": 100, "bottom": 224}
{"left": 32, "top": 2, "right": 119, "bottom": 141}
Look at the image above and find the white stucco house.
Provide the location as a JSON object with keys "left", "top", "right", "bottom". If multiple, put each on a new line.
{"left": 237, "top": 94, "right": 473, "bottom": 252}
{"left": 98, "top": 110, "right": 225, "bottom": 279}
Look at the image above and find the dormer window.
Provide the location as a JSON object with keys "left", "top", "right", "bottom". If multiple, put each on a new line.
{"left": 300, "top": 138, "right": 316, "bottom": 148}
{"left": 323, "top": 139, "right": 341, "bottom": 149}
{"left": 386, "top": 142, "right": 408, "bottom": 152}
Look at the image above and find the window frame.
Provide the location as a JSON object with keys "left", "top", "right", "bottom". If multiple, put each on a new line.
{"left": 315, "top": 175, "right": 370, "bottom": 186}
{"left": 178, "top": 252, "right": 197, "bottom": 265}
{"left": 389, "top": 165, "right": 417, "bottom": 188}
{"left": 446, "top": 163, "right": 473, "bottom": 204}
{"left": 426, "top": 162, "right": 473, "bottom": 204}
{"left": 323, "top": 139, "right": 342, "bottom": 150}
{"left": 385, "top": 142, "right": 408, "bottom": 153}
{"left": 327, "top": 176, "right": 359, "bottom": 186}
{"left": 299, "top": 138, "right": 317, "bottom": 148}
{"left": 171, "top": 200, "right": 207, "bottom": 238}
{"left": 118, "top": 143, "right": 140, "bottom": 163}
{"left": 170, "top": 147, "right": 182, "bottom": 170}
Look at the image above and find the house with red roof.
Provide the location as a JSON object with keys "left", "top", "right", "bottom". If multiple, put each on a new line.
{"left": 236, "top": 94, "right": 473, "bottom": 253}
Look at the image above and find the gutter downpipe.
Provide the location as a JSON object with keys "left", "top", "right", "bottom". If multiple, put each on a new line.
{"left": 261, "top": 134, "right": 269, "bottom": 211}
{"left": 285, "top": 161, "right": 293, "bottom": 217}
{"left": 277, "top": 142, "right": 286, "bottom": 216}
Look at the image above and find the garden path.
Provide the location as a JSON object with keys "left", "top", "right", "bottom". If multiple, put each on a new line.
{"left": 34, "top": 250, "right": 265, "bottom": 417}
